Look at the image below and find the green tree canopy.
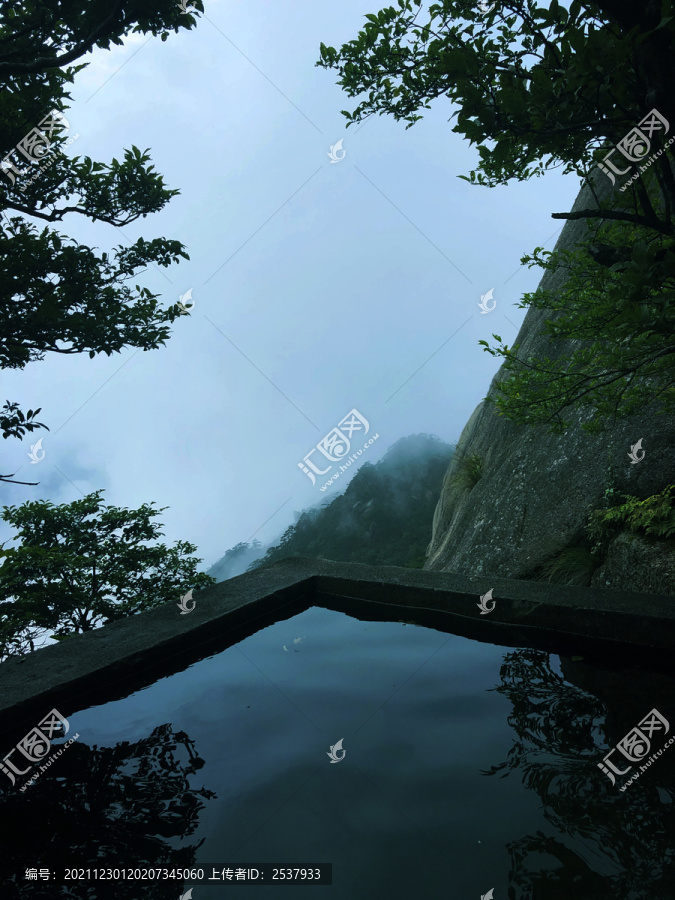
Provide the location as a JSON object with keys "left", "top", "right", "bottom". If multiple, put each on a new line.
{"left": 317, "top": 0, "right": 675, "bottom": 431}
{"left": 0, "top": 490, "right": 215, "bottom": 661}
{"left": 1, "top": 0, "right": 203, "bottom": 483}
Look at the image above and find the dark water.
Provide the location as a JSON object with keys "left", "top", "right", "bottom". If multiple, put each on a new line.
{"left": 2, "top": 605, "right": 675, "bottom": 899}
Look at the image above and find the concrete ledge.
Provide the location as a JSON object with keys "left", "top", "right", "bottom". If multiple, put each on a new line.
{"left": 1, "top": 558, "right": 673, "bottom": 734}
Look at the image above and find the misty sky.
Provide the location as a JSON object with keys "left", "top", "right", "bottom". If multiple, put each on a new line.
{"left": 2, "top": 0, "right": 581, "bottom": 571}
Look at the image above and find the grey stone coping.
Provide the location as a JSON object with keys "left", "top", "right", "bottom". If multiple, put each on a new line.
{"left": 0, "top": 558, "right": 673, "bottom": 733}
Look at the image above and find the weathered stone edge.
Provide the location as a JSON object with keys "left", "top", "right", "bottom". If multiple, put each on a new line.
{"left": 0, "top": 558, "right": 672, "bottom": 726}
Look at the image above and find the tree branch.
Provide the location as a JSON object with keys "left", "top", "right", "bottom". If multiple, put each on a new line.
{"left": 0, "top": 0, "right": 126, "bottom": 76}
{"left": 551, "top": 207, "right": 673, "bottom": 235}
{"left": 510, "top": 342, "right": 675, "bottom": 417}
{"left": 0, "top": 473, "right": 39, "bottom": 485}
{"left": 2, "top": 199, "right": 143, "bottom": 226}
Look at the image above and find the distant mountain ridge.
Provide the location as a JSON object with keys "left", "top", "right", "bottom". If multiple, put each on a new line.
{"left": 208, "top": 434, "right": 454, "bottom": 581}
{"left": 248, "top": 433, "right": 454, "bottom": 571}
{"left": 207, "top": 539, "right": 265, "bottom": 582}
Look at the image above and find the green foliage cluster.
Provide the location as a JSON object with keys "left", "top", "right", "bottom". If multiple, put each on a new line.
{"left": 0, "top": 490, "right": 215, "bottom": 662}
{"left": 587, "top": 484, "right": 675, "bottom": 548}
{"left": 318, "top": 0, "right": 626, "bottom": 181}
{"left": 450, "top": 452, "right": 483, "bottom": 492}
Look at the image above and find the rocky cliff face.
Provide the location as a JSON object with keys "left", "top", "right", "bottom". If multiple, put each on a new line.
{"left": 426, "top": 176, "right": 674, "bottom": 593}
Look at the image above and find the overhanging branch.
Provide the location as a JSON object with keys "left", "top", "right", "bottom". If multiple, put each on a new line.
{"left": 0, "top": 473, "right": 39, "bottom": 485}
{"left": 551, "top": 207, "right": 673, "bottom": 235}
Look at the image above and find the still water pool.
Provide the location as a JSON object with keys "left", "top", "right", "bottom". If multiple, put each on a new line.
{"left": 3, "top": 604, "right": 675, "bottom": 899}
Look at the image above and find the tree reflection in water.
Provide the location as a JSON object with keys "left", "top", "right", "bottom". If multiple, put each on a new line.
{"left": 484, "top": 649, "right": 675, "bottom": 900}
{"left": 0, "top": 722, "right": 216, "bottom": 898}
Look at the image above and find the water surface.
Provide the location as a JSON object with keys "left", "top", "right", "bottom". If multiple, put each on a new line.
{"left": 3, "top": 604, "right": 674, "bottom": 899}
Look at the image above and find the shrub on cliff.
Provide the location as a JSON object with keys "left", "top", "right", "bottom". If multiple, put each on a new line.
{"left": 588, "top": 484, "right": 675, "bottom": 549}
